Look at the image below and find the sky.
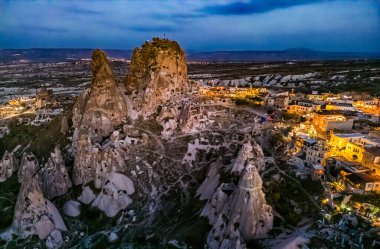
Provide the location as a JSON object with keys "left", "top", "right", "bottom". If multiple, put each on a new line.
{"left": 0, "top": 0, "right": 379, "bottom": 52}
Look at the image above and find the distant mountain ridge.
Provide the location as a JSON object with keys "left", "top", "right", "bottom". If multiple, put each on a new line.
{"left": 0, "top": 48, "right": 379, "bottom": 63}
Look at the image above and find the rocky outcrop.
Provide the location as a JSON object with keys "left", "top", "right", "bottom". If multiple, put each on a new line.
{"left": 72, "top": 49, "right": 129, "bottom": 186}
{"left": 156, "top": 106, "right": 178, "bottom": 138}
{"left": 72, "top": 136, "right": 98, "bottom": 185}
{"left": 72, "top": 133, "right": 127, "bottom": 187}
{"left": 201, "top": 184, "right": 228, "bottom": 225}
{"left": 72, "top": 49, "right": 128, "bottom": 144}
{"left": 0, "top": 150, "right": 17, "bottom": 182}
{"left": 92, "top": 172, "right": 135, "bottom": 217}
{"left": 207, "top": 165, "right": 273, "bottom": 248}
{"left": 42, "top": 147, "right": 72, "bottom": 199}
{"left": 11, "top": 176, "right": 67, "bottom": 241}
{"left": 231, "top": 141, "right": 265, "bottom": 174}
{"left": 18, "top": 152, "right": 39, "bottom": 183}
{"left": 125, "top": 38, "right": 188, "bottom": 118}
{"left": 197, "top": 158, "right": 221, "bottom": 200}
{"left": 60, "top": 116, "right": 69, "bottom": 135}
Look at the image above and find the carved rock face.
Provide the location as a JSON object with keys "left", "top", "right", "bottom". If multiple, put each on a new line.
{"left": 11, "top": 176, "right": 67, "bottom": 240}
{"left": 125, "top": 38, "right": 188, "bottom": 118}
{"left": 72, "top": 49, "right": 128, "bottom": 144}
{"left": 72, "top": 50, "right": 129, "bottom": 186}
{"left": 207, "top": 165, "right": 273, "bottom": 248}
{"left": 18, "top": 152, "right": 39, "bottom": 183}
{"left": 201, "top": 141, "right": 273, "bottom": 249}
{"left": 92, "top": 171, "right": 135, "bottom": 217}
{"left": 42, "top": 147, "right": 72, "bottom": 199}
{"left": 72, "top": 135, "right": 127, "bottom": 186}
{"left": 0, "top": 151, "right": 17, "bottom": 182}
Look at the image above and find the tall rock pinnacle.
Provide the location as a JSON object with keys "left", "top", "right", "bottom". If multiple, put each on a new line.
{"left": 125, "top": 37, "right": 188, "bottom": 118}
{"left": 72, "top": 49, "right": 129, "bottom": 185}
{"left": 207, "top": 165, "right": 274, "bottom": 248}
{"left": 72, "top": 49, "right": 128, "bottom": 144}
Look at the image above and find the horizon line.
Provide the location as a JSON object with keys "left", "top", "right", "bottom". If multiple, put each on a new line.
{"left": 1, "top": 47, "right": 380, "bottom": 54}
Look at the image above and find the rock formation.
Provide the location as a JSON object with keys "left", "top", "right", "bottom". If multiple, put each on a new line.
{"left": 63, "top": 200, "right": 81, "bottom": 217}
{"left": 78, "top": 186, "right": 96, "bottom": 204}
{"left": 11, "top": 176, "right": 67, "bottom": 241}
{"left": 92, "top": 172, "right": 135, "bottom": 217}
{"left": 72, "top": 49, "right": 129, "bottom": 185}
{"left": 125, "top": 38, "right": 188, "bottom": 118}
{"left": 60, "top": 115, "right": 69, "bottom": 135}
{"left": 201, "top": 184, "right": 229, "bottom": 225}
{"left": 0, "top": 150, "right": 17, "bottom": 182}
{"left": 72, "top": 49, "right": 128, "bottom": 144}
{"left": 73, "top": 132, "right": 127, "bottom": 186}
{"left": 42, "top": 147, "right": 72, "bottom": 199}
{"left": 207, "top": 165, "right": 273, "bottom": 248}
{"left": 18, "top": 152, "right": 39, "bottom": 183}
{"left": 197, "top": 158, "right": 221, "bottom": 200}
{"left": 231, "top": 141, "right": 266, "bottom": 174}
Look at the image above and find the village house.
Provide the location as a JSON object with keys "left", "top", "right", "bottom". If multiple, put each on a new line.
{"left": 327, "top": 156, "right": 368, "bottom": 173}
{"left": 339, "top": 169, "right": 380, "bottom": 194}
{"left": 265, "top": 91, "right": 290, "bottom": 109}
{"left": 312, "top": 113, "right": 354, "bottom": 132}
{"left": 343, "top": 136, "right": 380, "bottom": 162}
{"left": 325, "top": 103, "right": 356, "bottom": 112}
{"left": 307, "top": 91, "right": 326, "bottom": 101}
{"left": 305, "top": 140, "right": 328, "bottom": 165}
{"left": 354, "top": 98, "right": 380, "bottom": 114}
{"left": 362, "top": 147, "right": 380, "bottom": 176}
{"left": 287, "top": 101, "right": 321, "bottom": 115}
{"left": 311, "top": 164, "right": 325, "bottom": 180}
{"left": 329, "top": 133, "right": 365, "bottom": 150}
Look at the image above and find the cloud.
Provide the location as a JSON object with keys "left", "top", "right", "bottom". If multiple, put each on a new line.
{"left": 97, "top": 20, "right": 179, "bottom": 33}
{"left": 66, "top": 7, "right": 102, "bottom": 15}
{"left": 200, "top": 0, "right": 320, "bottom": 15}
{"left": 128, "top": 24, "right": 178, "bottom": 32}
{"left": 152, "top": 12, "right": 207, "bottom": 22}
{"left": 17, "top": 25, "right": 69, "bottom": 33}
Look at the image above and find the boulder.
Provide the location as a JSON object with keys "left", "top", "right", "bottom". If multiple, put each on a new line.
{"left": 92, "top": 172, "right": 135, "bottom": 217}
{"left": 63, "top": 200, "right": 81, "bottom": 217}
{"left": 78, "top": 186, "right": 96, "bottom": 204}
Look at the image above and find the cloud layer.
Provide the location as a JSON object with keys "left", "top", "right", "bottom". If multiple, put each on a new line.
{"left": 0, "top": 0, "right": 379, "bottom": 52}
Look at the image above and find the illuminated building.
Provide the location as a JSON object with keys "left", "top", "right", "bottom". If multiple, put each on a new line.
{"left": 312, "top": 113, "right": 353, "bottom": 132}
{"left": 362, "top": 147, "right": 380, "bottom": 176}
{"left": 340, "top": 169, "right": 380, "bottom": 194}
{"left": 325, "top": 103, "right": 356, "bottom": 112}
{"left": 287, "top": 101, "right": 321, "bottom": 115}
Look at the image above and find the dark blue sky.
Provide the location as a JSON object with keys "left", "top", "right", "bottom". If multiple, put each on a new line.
{"left": 0, "top": 0, "right": 379, "bottom": 52}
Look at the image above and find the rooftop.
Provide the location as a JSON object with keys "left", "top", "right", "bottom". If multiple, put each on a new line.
{"left": 312, "top": 164, "right": 324, "bottom": 170}
{"left": 333, "top": 133, "right": 365, "bottom": 139}
{"left": 346, "top": 172, "right": 380, "bottom": 184}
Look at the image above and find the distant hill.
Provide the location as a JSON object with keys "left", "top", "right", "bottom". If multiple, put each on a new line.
{"left": 0, "top": 48, "right": 133, "bottom": 63}
{"left": 187, "top": 48, "right": 380, "bottom": 62}
{"left": 0, "top": 48, "right": 379, "bottom": 63}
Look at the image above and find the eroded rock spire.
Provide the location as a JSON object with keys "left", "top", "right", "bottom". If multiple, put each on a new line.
{"left": 125, "top": 37, "right": 188, "bottom": 118}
